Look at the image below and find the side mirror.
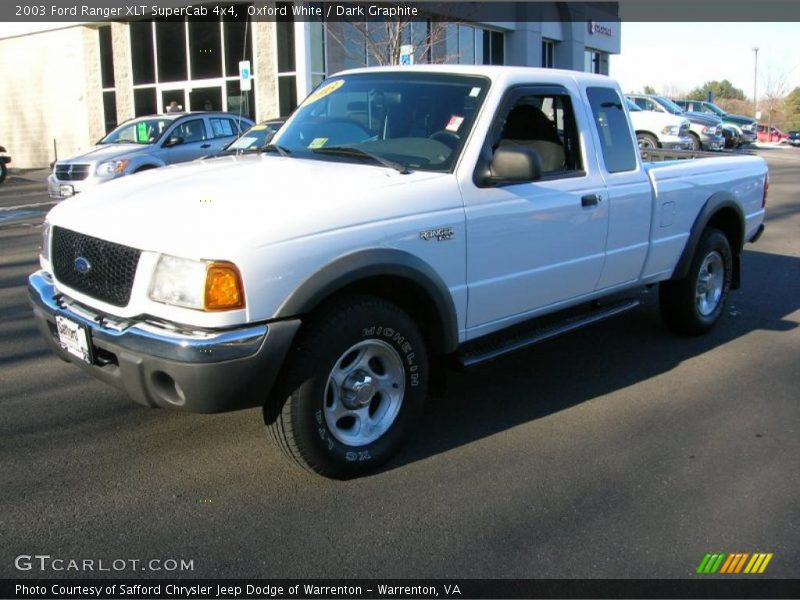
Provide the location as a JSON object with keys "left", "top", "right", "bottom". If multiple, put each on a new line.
{"left": 164, "top": 136, "right": 183, "bottom": 147}
{"left": 483, "top": 144, "right": 543, "bottom": 186}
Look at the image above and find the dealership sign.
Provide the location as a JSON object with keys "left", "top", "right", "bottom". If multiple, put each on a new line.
{"left": 588, "top": 21, "right": 614, "bottom": 37}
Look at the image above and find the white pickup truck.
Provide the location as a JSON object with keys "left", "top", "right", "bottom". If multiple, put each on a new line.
{"left": 30, "top": 66, "right": 768, "bottom": 478}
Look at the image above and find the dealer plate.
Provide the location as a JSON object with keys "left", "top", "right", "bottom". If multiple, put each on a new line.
{"left": 55, "top": 315, "right": 92, "bottom": 363}
{"left": 59, "top": 184, "right": 74, "bottom": 197}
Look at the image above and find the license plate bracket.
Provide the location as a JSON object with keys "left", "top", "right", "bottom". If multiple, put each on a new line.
{"left": 55, "top": 315, "right": 93, "bottom": 364}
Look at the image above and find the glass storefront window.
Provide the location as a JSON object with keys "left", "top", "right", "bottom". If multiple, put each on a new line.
{"left": 102, "top": 91, "right": 117, "bottom": 133}
{"left": 189, "top": 22, "right": 222, "bottom": 79}
{"left": 130, "top": 21, "right": 155, "bottom": 85}
{"left": 156, "top": 20, "right": 187, "bottom": 82}
{"left": 99, "top": 26, "right": 115, "bottom": 89}
{"left": 134, "top": 88, "right": 157, "bottom": 116}
{"left": 223, "top": 18, "right": 253, "bottom": 78}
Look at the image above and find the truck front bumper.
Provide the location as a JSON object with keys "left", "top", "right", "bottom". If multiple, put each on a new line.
{"left": 29, "top": 270, "right": 300, "bottom": 413}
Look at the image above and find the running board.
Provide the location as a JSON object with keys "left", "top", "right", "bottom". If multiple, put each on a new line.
{"left": 457, "top": 299, "right": 640, "bottom": 368}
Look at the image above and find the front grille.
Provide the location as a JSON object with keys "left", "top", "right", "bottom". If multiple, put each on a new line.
{"left": 52, "top": 227, "right": 141, "bottom": 307}
{"left": 55, "top": 164, "right": 91, "bottom": 181}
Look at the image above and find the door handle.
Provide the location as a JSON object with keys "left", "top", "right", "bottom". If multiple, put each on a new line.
{"left": 581, "top": 193, "right": 602, "bottom": 207}
{"left": 200, "top": 143, "right": 211, "bottom": 149}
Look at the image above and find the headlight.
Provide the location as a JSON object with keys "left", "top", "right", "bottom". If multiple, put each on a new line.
{"left": 702, "top": 126, "right": 718, "bottom": 135}
{"left": 148, "top": 254, "right": 245, "bottom": 311}
{"left": 661, "top": 125, "right": 680, "bottom": 136}
{"left": 96, "top": 159, "right": 130, "bottom": 177}
{"left": 41, "top": 221, "right": 51, "bottom": 262}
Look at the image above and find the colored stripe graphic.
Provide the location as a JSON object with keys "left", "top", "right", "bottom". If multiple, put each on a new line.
{"left": 700, "top": 552, "right": 774, "bottom": 575}
{"left": 719, "top": 554, "right": 736, "bottom": 574}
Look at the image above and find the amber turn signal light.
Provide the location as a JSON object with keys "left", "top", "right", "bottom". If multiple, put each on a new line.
{"left": 204, "top": 262, "right": 245, "bottom": 311}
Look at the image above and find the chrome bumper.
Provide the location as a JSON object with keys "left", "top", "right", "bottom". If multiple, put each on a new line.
{"left": 28, "top": 270, "right": 300, "bottom": 412}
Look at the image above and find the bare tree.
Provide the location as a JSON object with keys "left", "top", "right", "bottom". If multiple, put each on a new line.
{"left": 760, "top": 66, "right": 789, "bottom": 130}
{"left": 325, "top": 15, "right": 461, "bottom": 68}
{"left": 659, "top": 82, "right": 686, "bottom": 100}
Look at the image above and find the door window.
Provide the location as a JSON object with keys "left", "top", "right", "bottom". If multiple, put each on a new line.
{"left": 491, "top": 91, "right": 583, "bottom": 176}
{"left": 175, "top": 119, "right": 207, "bottom": 143}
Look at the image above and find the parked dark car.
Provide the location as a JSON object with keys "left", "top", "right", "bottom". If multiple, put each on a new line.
{"left": 788, "top": 131, "right": 800, "bottom": 147}
{"left": 673, "top": 99, "right": 758, "bottom": 145}
{"left": 0, "top": 145, "right": 11, "bottom": 184}
{"left": 210, "top": 118, "right": 286, "bottom": 157}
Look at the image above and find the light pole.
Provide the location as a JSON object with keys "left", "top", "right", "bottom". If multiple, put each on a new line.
{"left": 753, "top": 47, "right": 759, "bottom": 116}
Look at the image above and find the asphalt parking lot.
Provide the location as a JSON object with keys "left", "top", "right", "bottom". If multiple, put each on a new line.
{"left": 1, "top": 149, "right": 798, "bottom": 580}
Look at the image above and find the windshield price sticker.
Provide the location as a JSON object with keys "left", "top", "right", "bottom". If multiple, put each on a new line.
{"left": 469, "top": 87, "right": 482, "bottom": 97}
{"left": 446, "top": 115, "right": 465, "bottom": 132}
{"left": 308, "top": 137, "right": 328, "bottom": 149}
{"left": 136, "top": 122, "right": 149, "bottom": 143}
{"left": 303, "top": 79, "right": 345, "bottom": 106}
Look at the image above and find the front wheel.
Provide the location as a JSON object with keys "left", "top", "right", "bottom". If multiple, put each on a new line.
{"left": 688, "top": 133, "right": 702, "bottom": 151}
{"left": 659, "top": 228, "right": 732, "bottom": 335}
{"left": 266, "top": 295, "right": 428, "bottom": 478}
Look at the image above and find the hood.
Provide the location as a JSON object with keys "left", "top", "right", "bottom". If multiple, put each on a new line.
{"left": 46, "top": 154, "right": 450, "bottom": 259}
{"left": 56, "top": 144, "right": 150, "bottom": 166}
{"left": 684, "top": 112, "right": 722, "bottom": 126}
{"left": 720, "top": 113, "right": 757, "bottom": 126}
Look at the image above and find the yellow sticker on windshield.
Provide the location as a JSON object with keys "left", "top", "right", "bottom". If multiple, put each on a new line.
{"left": 303, "top": 79, "right": 344, "bottom": 106}
{"left": 250, "top": 125, "right": 267, "bottom": 131}
{"left": 308, "top": 137, "right": 328, "bottom": 149}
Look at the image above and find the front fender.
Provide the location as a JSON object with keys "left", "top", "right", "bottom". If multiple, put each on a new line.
{"left": 275, "top": 248, "right": 460, "bottom": 353}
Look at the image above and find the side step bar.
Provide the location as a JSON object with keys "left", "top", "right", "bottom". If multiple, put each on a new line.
{"left": 457, "top": 298, "right": 640, "bottom": 368}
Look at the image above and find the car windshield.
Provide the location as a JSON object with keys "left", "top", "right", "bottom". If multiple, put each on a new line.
{"left": 99, "top": 118, "right": 173, "bottom": 145}
{"left": 625, "top": 98, "right": 642, "bottom": 112}
{"left": 654, "top": 96, "right": 684, "bottom": 115}
{"left": 224, "top": 123, "right": 281, "bottom": 153}
{"left": 271, "top": 72, "right": 490, "bottom": 172}
{"left": 703, "top": 102, "right": 727, "bottom": 117}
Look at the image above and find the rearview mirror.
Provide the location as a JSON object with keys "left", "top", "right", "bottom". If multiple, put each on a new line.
{"left": 483, "top": 145, "right": 543, "bottom": 186}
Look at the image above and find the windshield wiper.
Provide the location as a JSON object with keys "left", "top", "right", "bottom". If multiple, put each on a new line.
{"left": 310, "top": 146, "right": 410, "bottom": 174}
{"left": 262, "top": 144, "right": 291, "bottom": 157}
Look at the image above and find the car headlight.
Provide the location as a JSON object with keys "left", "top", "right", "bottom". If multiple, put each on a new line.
{"left": 702, "top": 126, "right": 717, "bottom": 135}
{"left": 96, "top": 159, "right": 130, "bottom": 177}
{"left": 148, "top": 254, "right": 245, "bottom": 311}
{"left": 41, "top": 221, "right": 51, "bottom": 262}
{"left": 661, "top": 125, "right": 680, "bottom": 136}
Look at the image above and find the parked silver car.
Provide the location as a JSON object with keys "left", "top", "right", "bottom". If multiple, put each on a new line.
{"left": 48, "top": 112, "right": 253, "bottom": 199}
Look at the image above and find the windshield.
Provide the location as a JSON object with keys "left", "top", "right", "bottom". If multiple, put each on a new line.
{"left": 654, "top": 96, "right": 684, "bottom": 116}
{"left": 703, "top": 102, "right": 727, "bottom": 117}
{"left": 224, "top": 123, "right": 282, "bottom": 153}
{"left": 625, "top": 98, "right": 642, "bottom": 112}
{"left": 100, "top": 118, "right": 173, "bottom": 145}
{"left": 271, "top": 72, "right": 490, "bottom": 172}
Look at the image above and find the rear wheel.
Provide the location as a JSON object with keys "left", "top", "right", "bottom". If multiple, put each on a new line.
{"left": 266, "top": 295, "right": 429, "bottom": 478}
{"left": 660, "top": 228, "right": 732, "bottom": 335}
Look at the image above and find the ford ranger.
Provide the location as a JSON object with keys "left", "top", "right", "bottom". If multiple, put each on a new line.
{"left": 29, "top": 66, "right": 768, "bottom": 478}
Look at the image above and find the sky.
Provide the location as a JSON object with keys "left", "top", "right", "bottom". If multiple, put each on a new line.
{"left": 611, "top": 22, "right": 800, "bottom": 99}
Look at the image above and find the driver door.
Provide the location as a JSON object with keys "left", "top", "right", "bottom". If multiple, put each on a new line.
{"left": 161, "top": 118, "right": 212, "bottom": 164}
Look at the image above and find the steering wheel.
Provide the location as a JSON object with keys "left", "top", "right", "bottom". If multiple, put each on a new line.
{"left": 429, "top": 130, "right": 461, "bottom": 149}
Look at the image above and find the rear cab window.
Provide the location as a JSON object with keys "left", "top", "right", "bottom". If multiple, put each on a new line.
{"left": 586, "top": 87, "right": 638, "bottom": 174}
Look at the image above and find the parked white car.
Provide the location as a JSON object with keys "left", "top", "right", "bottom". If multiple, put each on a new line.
{"left": 625, "top": 98, "right": 692, "bottom": 150}
{"left": 31, "top": 66, "right": 768, "bottom": 478}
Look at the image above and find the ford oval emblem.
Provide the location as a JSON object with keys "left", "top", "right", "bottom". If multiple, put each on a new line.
{"left": 74, "top": 257, "right": 91, "bottom": 274}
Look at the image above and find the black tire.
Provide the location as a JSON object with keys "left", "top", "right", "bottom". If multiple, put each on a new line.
{"left": 659, "top": 228, "right": 732, "bottom": 335}
{"left": 134, "top": 165, "right": 157, "bottom": 174}
{"left": 266, "top": 294, "right": 429, "bottom": 479}
{"left": 688, "top": 133, "right": 702, "bottom": 151}
{"left": 636, "top": 132, "right": 659, "bottom": 150}
{"left": 0, "top": 162, "right": 7, "bottom": 185}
